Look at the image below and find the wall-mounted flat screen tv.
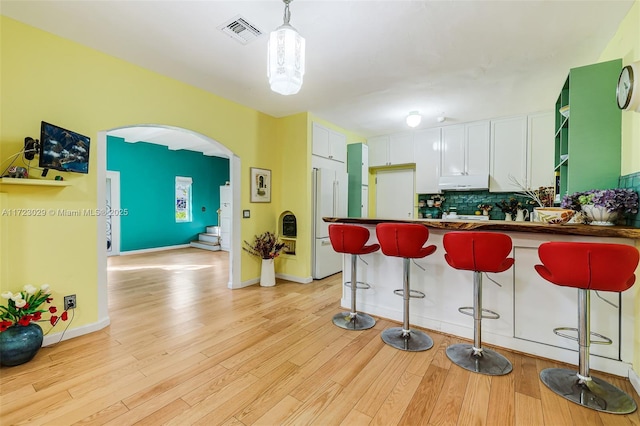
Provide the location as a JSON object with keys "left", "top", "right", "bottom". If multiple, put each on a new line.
{"left": 39, "top": 121, "right": 90, "bottom": 174}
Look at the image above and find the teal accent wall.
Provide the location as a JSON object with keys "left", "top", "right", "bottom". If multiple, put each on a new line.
{"left": 107, "top": 136, "right": 230, "bottom": 251}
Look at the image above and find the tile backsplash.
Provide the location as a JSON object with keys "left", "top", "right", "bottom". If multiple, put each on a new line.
{"left": 619, "top": 171, "right": 640, "bottom": 228}
{"left": 417, "top": 173, "right": 640, "bottom": 226}
{"left": 418, "top": 190, "right": 535, "bottom": 220}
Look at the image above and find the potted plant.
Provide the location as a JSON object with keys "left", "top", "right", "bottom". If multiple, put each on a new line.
{"left": 495, "top": 198, "right": 522, "bottom": 221}
{"left": 561, "top": 188, "right": 639, "bottom": 226}
{"left": 477, "top": 203, "right": 493, "bottom": 216}
{"left": 431, "top": 194, "right": 445, "bottom": 208}
{"left": 0, "top": 284, "right": 69, "bottom": 366}
{"left": 243, "top": 232, "right": 287, "bottom": 287}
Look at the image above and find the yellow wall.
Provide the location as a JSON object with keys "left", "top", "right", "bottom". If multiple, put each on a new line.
{"left": 0, "top": 17, "right": 295, "bottom": 332}
{"left": 597, "top": 0, "right": 640, "bottom": 376}
{"left": 599, "top": 0, "right": 640, "bottom": 175}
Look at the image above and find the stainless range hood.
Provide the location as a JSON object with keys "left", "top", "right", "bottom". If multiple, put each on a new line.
{"left": 438, "top": 174, "right": 489, "bottom": 191}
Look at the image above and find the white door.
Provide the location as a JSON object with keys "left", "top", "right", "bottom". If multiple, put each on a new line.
{"left": 106, "top": 171, "right": 120, "bottom": 256}
{"left": 220, "top": 185, "right": 232, "bottom": 252}
{"left": 376, "top": 169, "right": 414, "bottom": 219}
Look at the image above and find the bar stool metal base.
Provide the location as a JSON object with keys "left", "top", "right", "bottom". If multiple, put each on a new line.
{"left": 332, "top": 312, "right": 376, "bottom": 330}
{"left": 446, "top": 343, "right": 513, "bottom": 376}
{"left": 381, "top": 327, "right": 433, "bottom": 352}
{"left": 540, "top": 368, "right": 637, "bottom": 414}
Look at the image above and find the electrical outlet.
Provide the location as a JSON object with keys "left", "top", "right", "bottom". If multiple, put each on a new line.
{"left": 64, "top": 294, "right": 76, "bottom": 310}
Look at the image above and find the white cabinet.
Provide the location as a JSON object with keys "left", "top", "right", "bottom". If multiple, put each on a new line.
{"left": 414, "top": 128, "right": 441, "bottom": 194}
{"left": 312, "top": 122, "right": 346, "bottom": 163}
{"left": 527, "top": 112, "right": 555, "bottom": 189}
{"left": 368, "top": 133, "right": 414, "bottom": 167}
{"left": 441, "top": 121, "right": 490, "bottom": 177}
{"left": 490, "top": 112, "right": 554, "bottom": 192}
{"left": 490, "top": 116, "right": 528, "bottom": 192}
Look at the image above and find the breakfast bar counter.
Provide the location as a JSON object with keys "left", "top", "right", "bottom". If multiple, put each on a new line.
{"left": 323, "top": 216, "right": 640, "bottom": 378}
{"left": 324, "top": 216, "right": 640, "bottom": 239}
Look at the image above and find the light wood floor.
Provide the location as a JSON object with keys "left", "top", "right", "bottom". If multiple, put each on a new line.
{"left": 1, "top": 248, "right": 639, "bottom": 425}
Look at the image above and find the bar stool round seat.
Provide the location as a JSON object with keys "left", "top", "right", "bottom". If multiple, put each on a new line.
{"left": 443, "top": 232, "right": 514, "bottom": 376}
{"left": 329, "top": 224, "right": 379, "bottom": 330}
{"left": 376, "top": 223, "right": 436, "bottom": 351}
{"left": 535, "top": 242, "right": 638, "bottom": 414}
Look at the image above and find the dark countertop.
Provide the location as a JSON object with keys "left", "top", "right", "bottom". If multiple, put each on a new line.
{"left": 323, "top": 217, "right": 640, "bottom": 239}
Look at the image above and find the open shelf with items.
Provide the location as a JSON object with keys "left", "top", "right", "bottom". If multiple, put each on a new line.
{"left": 278, "top": 211, "right": 297, "bottom": 256}
{"left": 0, "top": 177, "right": 71, "bottom": 187}
{"left": 553, "top": 59, "right": 621, "bottom": 202}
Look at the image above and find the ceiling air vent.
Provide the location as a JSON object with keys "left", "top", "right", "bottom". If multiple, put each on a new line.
{"left": 218, "top": 15, "right": 263, "bottom": 45}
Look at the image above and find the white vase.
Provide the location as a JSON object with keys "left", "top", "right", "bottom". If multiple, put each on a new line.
{"left": 260, "top": 258, "right": 276, "bottom": 287}
{"left": 504, "top": 213, "right": 513, "bottom": 221}
{"left": 581, "top": 205, "right": 620, "bottom": 226}
{"left": 515, "top": 209, "right": 529, "bottom": 222}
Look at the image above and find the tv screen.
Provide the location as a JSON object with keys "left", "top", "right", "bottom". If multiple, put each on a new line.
{"left": 39, "top": 121, "right": 90, "bottom": 174}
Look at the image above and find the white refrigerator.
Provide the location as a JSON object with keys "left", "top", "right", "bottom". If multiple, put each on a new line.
{"left": 312, "top": 168, "right": 348, "bottom": 279}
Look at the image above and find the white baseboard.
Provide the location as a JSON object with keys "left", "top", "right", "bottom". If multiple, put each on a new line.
{"left": 630, "top": 367, "right": 640, "bottom": 398}
{"left": 120, "top": 244, "right": 190, "bottom": 255}
{"left": 238, "top": 273, "right": 313, "bottom": 289}
{"left": 275, "top": 273, "right": 313, "bottom": 284}
{"left": 42, "top": 316, "right": 111, "bottom": 346}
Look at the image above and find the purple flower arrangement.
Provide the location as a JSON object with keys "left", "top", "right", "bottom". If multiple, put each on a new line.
{"left": 243, "top": 232, "right": 287, "bottom": 259}
{"left": 561, "top": 188, "right": 639, "bottom": 215}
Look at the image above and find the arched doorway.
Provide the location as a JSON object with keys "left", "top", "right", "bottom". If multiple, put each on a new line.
{"left": 95, "top": 125, "right": 242, "bottom": 322}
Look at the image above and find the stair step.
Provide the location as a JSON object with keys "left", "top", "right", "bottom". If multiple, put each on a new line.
{"left": 190, "top": 240, "right": 221, "bottom": 251}
{"left": 206, "top": 226, "right": 220, "bottom": 235}
{"left": 198, "top": 233, "right": 220, "bottom": 243}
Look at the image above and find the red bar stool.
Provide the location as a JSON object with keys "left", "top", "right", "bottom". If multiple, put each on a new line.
{"left": 443, "top": 232, "right": 514, "bottom": 375}
{"left": 328, "top": 224, "right": 379, "bottom": 330}
{"left": 375, "top": 223, "right": 436, "bottom": 351}
{"left": 535, "top": 242, "right": 638, "bottom": 414}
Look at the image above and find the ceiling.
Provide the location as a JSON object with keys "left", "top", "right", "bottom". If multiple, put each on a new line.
{"left": 2, "top": 0, "right": 634, "bottom": 146}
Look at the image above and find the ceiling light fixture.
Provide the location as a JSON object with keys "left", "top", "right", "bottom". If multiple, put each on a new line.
{"left": 267, "top": 0, "right": 305, "bottom": 96}
{"left": 406, "top": 111, "right": 422, "bottom": 128}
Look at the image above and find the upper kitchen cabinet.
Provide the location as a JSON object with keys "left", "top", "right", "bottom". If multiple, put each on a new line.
{"left": 414, "top": 128, "right": 441, "bottom": 194}
{"left": 554, "top": 59, "right": 621, "bottom": 200}
{"left": 312, "top": 122, "right": 347, "bottom": 163}
{"left": 441, "top": 121, "right": 490, "bottom": 177}
{"left": 490, "top": 113, "right": 555, "bottom": 192}
{"left": 490, "top": 115, "right": 528, "bottom": 192}
{"left": 368, "top": 133, "right": 414, "bottom": 167}
{"left": 527, "top": 112, "right": 555, "bottom": 189}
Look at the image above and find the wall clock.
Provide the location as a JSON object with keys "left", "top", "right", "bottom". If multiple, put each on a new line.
{"left": 617, "top": 61, "right": 640, "bottom": 112}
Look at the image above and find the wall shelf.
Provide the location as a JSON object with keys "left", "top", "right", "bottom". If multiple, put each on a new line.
{"left": 0, "top": 178, "right": 71, "bottom": 187}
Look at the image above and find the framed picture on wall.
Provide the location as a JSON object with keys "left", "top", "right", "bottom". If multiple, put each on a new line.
{"left": 250, "top": 167, "right": 271, "bottom": 203}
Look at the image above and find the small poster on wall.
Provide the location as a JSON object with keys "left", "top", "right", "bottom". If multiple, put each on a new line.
{"left": 250, "top": 167, "right": 271, "bottom": 203}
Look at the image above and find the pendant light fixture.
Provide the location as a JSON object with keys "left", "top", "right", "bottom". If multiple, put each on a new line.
{"left": 406, "top": 111, "right": 422, "bottom": 128}
{"left": 268, "top": 0, "right": 305, "bottom": 95}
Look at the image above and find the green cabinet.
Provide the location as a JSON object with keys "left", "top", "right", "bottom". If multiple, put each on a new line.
{"left": 347, "top": 143, "right": 368, "bottom": 217}
{"left": 554, "top": 59, "right": 621, "bottom": 201}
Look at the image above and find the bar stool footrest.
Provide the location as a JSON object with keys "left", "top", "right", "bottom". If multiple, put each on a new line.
{"left": 344, "top": 281, "right": 372, "bottom": 290}
{"left": 393, "top": 289, "right": 426, "bottom": 299}
{"left": 552, "top": 327, "right": 613, "bottom": 345}
{"left": 446, "top": 343, "right": 512, "bottom": 376}
{"left": 540, "top": 368, "right": 637, "bottom": 414}
{"left": 457, "top": 306, "right": 500, "bottom": 320}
